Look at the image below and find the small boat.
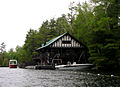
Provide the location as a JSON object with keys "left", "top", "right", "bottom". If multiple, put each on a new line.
{"left": 9, "top": 60, "right": 17, "bottom": 68}
{"left": 55, "top": 62, "right": 93, "bottom": 70}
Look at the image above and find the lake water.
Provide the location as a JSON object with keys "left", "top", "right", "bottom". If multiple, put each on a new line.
{"left": 0, "top": 67, "right": 120, "bottom": 87}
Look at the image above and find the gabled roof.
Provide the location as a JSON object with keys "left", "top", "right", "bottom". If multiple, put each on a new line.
{"left": 37, "top": 32, "right": 67, "bottom": 50}
{"left": 37, "top": 32, "right": 87, "bottom": 50}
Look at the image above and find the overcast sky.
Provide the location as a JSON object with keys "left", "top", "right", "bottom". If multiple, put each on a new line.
{"left": 0, "top": 0, "right": 88, "bottom": 51}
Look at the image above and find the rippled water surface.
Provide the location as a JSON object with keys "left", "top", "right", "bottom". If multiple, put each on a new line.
{"left": 0, "top": 67, "right": 120, "bottom": 87}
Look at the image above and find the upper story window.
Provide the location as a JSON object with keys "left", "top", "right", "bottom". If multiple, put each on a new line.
{"left": 62, "top": 40, "right": 71, "bottom": 44}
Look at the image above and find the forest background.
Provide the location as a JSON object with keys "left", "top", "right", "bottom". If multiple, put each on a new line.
{"left": 0, "top": 0, "right": 119, "bottom": 70}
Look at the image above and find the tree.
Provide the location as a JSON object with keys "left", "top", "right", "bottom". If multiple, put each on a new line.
{"left": 8, "top": 48, "right": 16, "bottom": 60}
{"left": 24, "top": 29, "right": 38, "bottom": 59}
{"left": 88, "top": 0, "right": 120, "bottom": 70}
{"left": 67, "top": 2, "right": 77, "bottom": 34}
{"left": 56, "top": 14, "right": 71, "bottom": 35}
{"left": 3, "top": 58, "right": 9, "bottom": 66}
{"left": 0, "top": 56, "right": 2, "bottom": 66}
{"left": 0, "top": 42, "right": 6, "bottom": 66}
{"left": 0, "top": 42, "right": 6, "bottom": 53}
{"left": 15, "top": 46, "right": 30, "bottom": 64}
{"left": 73, "top": 2, "right": 95, "bottom": 45}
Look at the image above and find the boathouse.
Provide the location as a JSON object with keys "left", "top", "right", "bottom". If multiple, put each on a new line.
{"left": 33, "top": 32, "right": 89, "bottom": 65}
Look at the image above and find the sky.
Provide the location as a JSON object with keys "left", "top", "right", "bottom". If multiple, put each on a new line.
{"left": 0, "top": 0, "right": 88, "bottom": 51}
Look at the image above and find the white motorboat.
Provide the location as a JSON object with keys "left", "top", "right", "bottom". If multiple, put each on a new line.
{"left": 55, "top": 62, "right": 93, "bottom": 70}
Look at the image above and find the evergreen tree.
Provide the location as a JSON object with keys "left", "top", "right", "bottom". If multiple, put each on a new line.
{"left": 88, "top": 0, "right": 120, "bottom": 69}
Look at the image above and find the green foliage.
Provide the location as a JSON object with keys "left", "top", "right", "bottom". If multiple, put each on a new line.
{"left": 56, "top": 14, "right": 72, "bottom": 34}
{"left": 0, "top": 42, "right": 8, "bottom": 66}
{"left": 0, "top": 42, "right": 6, "bottom": 53}
{"left": 87, "top": 0, "right": 120, "bottom": 70}
{"left": 0, "top": 56, "right": 3, "bottom": 66}
{"left": 0, "top": 1, "right": 119, "bottom": 70}
{"left": 73, "top": 2, "right": 95, "bottom": 44}
{"left": 20, "top": 0, "right": 119, "bottom": 70}
{"left": 22, "top": 15, "right": 71, "bottom": 61}
{"left": 3, "top": 58, "right": 9, "bottom": 66}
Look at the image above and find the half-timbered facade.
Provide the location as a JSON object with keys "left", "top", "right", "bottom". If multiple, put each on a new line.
{"left": 33, "top": 32, "right": 89, "bottom": 65}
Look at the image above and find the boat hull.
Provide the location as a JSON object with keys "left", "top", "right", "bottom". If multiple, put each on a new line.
{"left": 9, "top": 65, "right": 17, "bottom": 68}
{"left": 55, "top": 64, "right": 93, "bottom": 70}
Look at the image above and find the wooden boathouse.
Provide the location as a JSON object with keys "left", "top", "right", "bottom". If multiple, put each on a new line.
{"left": 33, "top": 32, "right": 89, "bottom": 66}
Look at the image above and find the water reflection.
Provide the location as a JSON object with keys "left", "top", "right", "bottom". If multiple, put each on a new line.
{"left": 0, "top": 67, "right": 119, "bottom": 87}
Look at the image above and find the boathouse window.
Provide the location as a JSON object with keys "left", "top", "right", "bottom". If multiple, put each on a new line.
{"left": 62, "top": 41, "right": 71, "bottom": 44}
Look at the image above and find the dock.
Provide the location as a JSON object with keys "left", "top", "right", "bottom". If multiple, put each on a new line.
{"left": 35, "top": 65, "right": 55, "bottom": 70}
{"left": 25, "top": 65, "right": 55, "bottom": 70}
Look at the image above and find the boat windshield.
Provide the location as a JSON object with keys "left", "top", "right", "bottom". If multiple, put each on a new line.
{"left": 10, "top": 61, "right": 17, "bottom": 64}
